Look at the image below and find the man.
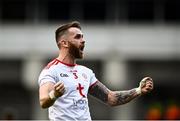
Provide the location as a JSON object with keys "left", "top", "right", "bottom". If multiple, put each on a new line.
{"left": 38, "top": 21, "right": 153, "bottom": 120}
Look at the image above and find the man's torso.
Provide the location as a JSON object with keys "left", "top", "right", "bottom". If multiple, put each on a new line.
{"left": 38, "top": 59, "right": 97, "bottom": 120}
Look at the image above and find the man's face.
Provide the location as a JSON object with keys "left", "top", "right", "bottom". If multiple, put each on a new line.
{"left": 67, "top": 27, "right": 85, "bottom": 59}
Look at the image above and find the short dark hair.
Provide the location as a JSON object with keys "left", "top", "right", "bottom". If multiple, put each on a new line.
{"left": 55, "top": 21, "right": 81, "bottom": 44}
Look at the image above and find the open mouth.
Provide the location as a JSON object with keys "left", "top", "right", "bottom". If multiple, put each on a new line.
{"left": 80, "top": 46, "right": 84, "bottom": 51}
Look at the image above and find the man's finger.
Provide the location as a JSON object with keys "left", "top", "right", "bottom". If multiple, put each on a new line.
{"left": 146, "top": 81, "right": 153, "bottom": 86}
{"left": 55, "top": 83, "right": 64, "bottom": 91}
{"left": 146, "top": 80, "right": 153, "bottom": 83}
{"left": 146, "top": 81, "right": 153, "bottom": 87}
{"left": 54, "top": 82, "right": 63, "bottom": 88}
{"left": 146, "top": 84, "right": 153, "bottom": 90}
{"left": 61, "top": 87, "right": 65, "bottom": 93}
{"left": 144, "top": 77, "right": 153, "bottom": 82}
{"left": 147, "top": 78, "right": 153, "bottom": 82}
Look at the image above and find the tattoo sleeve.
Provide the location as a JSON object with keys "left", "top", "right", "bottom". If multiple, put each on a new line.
{"left": 88, "top": 81, "right": 110, "bottom": 103}
{"left": 89, "top": 81, "right": 140, "bottom": 106}
{"left": 112, "top": 88, "right": 139, "bottom": 106}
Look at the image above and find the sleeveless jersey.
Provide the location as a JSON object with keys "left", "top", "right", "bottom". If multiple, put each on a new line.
{"left": 38, "top": 58, "right": 98, "bottom": 121}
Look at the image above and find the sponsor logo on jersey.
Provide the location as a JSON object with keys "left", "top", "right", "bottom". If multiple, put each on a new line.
{"left": 71, "top": 99, "right": 87, "bottom": 110}
{"left": 60, "top": 73, "right": 69, "bottom": 77}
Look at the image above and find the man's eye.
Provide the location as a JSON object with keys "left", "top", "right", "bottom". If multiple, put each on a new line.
{"left": 75, "top": 34, "right": 83, "bottom": 39}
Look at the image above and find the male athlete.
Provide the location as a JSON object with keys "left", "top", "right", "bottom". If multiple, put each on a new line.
{"left": 38, "top": 21, "right": 153, "bottom": 120}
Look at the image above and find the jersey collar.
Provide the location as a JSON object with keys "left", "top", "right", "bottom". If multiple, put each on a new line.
{"left": 55, "top": 58, "right": 76, "bottom": 67}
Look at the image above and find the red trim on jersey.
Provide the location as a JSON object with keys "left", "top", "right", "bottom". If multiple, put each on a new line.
{"left": 45, "top": 59, "right": 58, "bottom": 69}
{"left": 45, "top": 58, "right": 76, "bottom": 69}
{"left": 54, "top": 60, "right": 59, "bottom": 65}
{"left": 89, "top": 80, "right": 98, "bottom": 93}
{"left": 55, "top": 58, "right": 76, "bottom": 67}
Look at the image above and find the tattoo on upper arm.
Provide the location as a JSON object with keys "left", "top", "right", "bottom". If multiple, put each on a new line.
{"left": 114, "top": 89, "right": 137, "bottom": 105}
{"left": 89, "top": 81, "right": 109, "bottom": 103}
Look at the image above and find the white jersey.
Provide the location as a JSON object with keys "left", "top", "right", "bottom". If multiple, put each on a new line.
{"left": 38, "top": 58, "right": 98, "bottom": 121}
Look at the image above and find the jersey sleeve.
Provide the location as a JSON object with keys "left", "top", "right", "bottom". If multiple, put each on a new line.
{"left": 38, "top": 69, "right": 57, "bottom": 86}
{"left": 89, "top": 70, "right": 98, "bottom": 86}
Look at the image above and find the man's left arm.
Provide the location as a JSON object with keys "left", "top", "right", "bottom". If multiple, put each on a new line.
{"left": 88, "top": 77, "right": 153, "bottom": 106}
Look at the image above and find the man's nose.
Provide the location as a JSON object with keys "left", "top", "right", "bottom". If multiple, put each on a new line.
{"left": 81, "top": 39, "right": 85, "bottom": 44}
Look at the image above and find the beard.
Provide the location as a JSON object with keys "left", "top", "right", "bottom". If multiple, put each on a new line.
{"left": 68, "top": 42, "right": 83, "bottom": 59}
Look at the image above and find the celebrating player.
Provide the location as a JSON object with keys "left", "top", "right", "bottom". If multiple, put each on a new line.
{"left": 38, "top": 21, "right": 153, "bottom": 120}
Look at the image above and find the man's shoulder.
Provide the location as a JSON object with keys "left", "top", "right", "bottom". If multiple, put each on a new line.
{"left": 44, "top": 59, "right": 60, "bottom": 69}
{"left": 41, "top": 59, "right": 62, "bottom": 75}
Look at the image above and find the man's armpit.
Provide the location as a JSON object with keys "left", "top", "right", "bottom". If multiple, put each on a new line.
{"left": 88, "top": 81, "right": 109, "bottom": 103}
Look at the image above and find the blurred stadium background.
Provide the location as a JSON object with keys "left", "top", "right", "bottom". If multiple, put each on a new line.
{"left": 0, "top": 0, "right": 180, "bottom": 120}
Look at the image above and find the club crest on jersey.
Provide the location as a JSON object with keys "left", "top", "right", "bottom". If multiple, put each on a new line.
{"left": 82, "top": 73, "right": 87, "bottom": 79}
{"left": 60, "top": 73, "right": 69, "bottom": 77}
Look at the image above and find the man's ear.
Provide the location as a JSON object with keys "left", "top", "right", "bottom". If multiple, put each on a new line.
{"left": 61, "top": 39, "right": 69, "bottom": 48}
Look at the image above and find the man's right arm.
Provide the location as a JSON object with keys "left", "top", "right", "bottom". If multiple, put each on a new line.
{"left": 39, "top": 82, "right": 65, "bottom": 108}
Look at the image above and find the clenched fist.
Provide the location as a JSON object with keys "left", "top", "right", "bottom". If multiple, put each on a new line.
{"left": 54, "top": 81, "right": 65, "bottom": 98}
{"left": 136, "top": 77, "right": 153, "bottom": 95}
{"left": 49, "top": 81, "right": 65, "bottom": 100}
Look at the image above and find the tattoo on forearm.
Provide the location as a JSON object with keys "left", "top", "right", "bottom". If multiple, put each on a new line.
{"left": 114, "top": 88, "right": 138, "bottom": 105}
{"left": 89, "top": 81, "right": 109, "bottom": 103}
{"left": 89, "top": 81, "right": 139, "bottom": 106}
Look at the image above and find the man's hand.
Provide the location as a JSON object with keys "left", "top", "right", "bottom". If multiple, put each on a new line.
{"left": 39, "top": 81, "right": 65, "bottom": 108}
{"left": 139, "top": 77, "right": 153, "bottom": 95}
{"left": 49, "top": 82, "right": 65, "bottom": 100}
{"left": 54, "top": 82, "right": 65, "bottom": 97}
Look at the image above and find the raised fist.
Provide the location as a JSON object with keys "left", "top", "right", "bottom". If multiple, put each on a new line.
{"left": 136, "top": 77, "right": 153, "bottom": 95}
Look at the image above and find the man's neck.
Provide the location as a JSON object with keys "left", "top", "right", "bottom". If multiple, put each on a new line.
{"left": 57, "top": 52, "right": 76, "bottom": 65}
